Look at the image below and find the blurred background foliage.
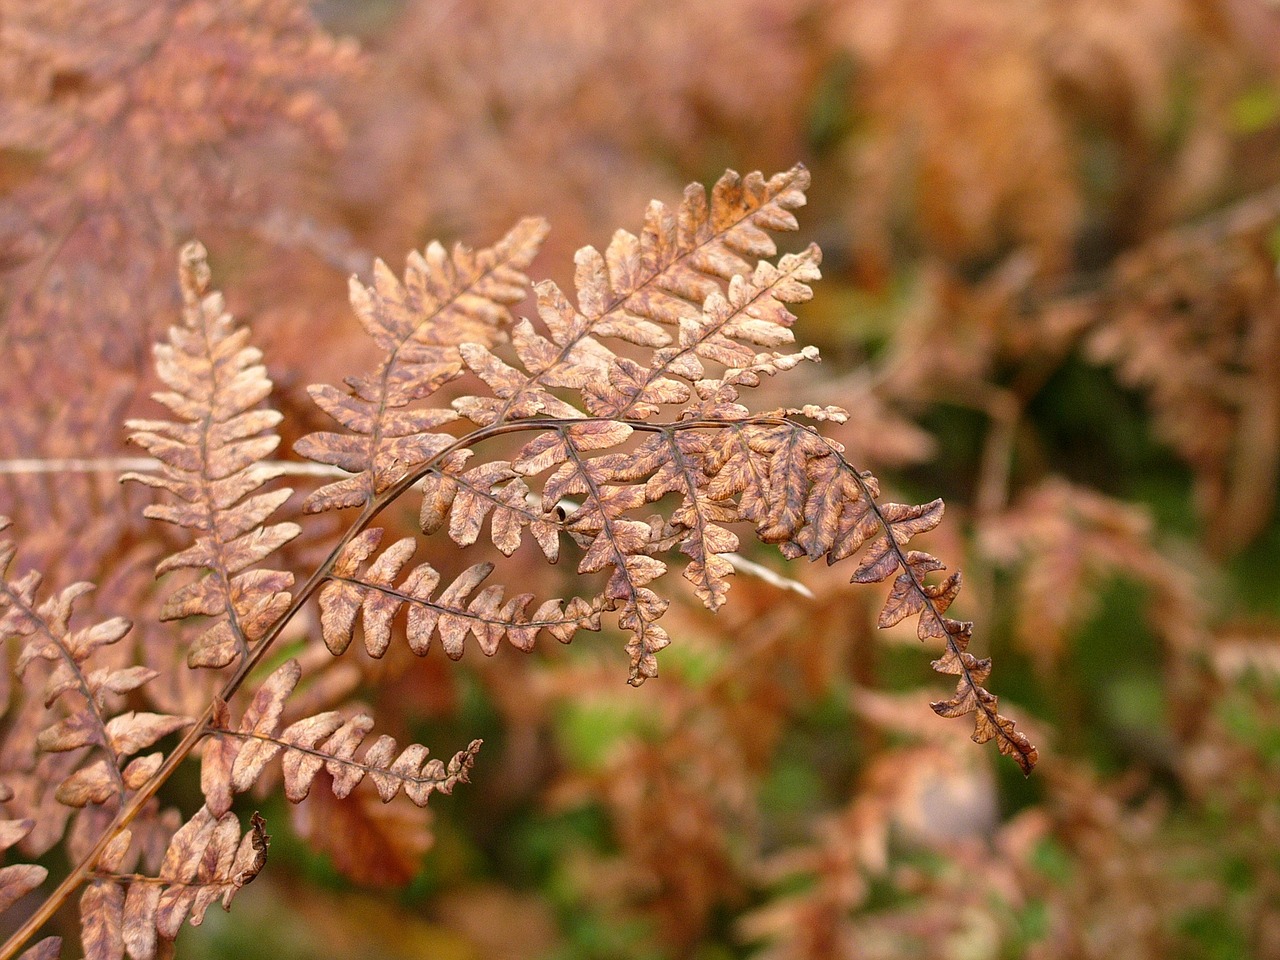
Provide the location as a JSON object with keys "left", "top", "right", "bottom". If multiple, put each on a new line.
{"left": 3, "top": 0, "right": 1280, "bottom": 957}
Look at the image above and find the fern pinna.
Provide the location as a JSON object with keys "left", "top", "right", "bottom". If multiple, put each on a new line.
{"left": 0, "top": 167, "right": 1035, "bottom": 960}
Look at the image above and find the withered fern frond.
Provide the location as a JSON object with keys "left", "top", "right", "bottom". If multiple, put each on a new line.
{"left": 0, "top": 166, "right": 1035, "bottom": 960}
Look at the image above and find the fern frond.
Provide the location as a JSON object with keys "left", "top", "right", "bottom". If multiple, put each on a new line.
{"left": 124, "top": 243, "right": 300, "bottom": 671}
{"left": 200, "top": 662, "right": 480, "bottom": 815}
{"left": 1, "top": 518, "right": 194, "bottom": 960}
{"left": 455, "top": 165, "right": 810, "bottom": 428}
{"left": 703, "top": 422, "right": 1037, "bottom": 773}
{"left": 438, "top": 184, "right": 819, "bottom": 677}
{"left": 306, "top": 167, "right": 1035, "bottom": 769}
{"left": 586, "top": 245, "right": 822, "bottom": 420}
{"left": 317, "top": 529, "right": 602, "bottom": 658}
{"left": 80, "top": 807, "right": 269, "bottom": 960}
{"left": 503, "top": 421, "right": 675, "bottom": 684}
{"left": 418, "top": 453, "right": 562, "bottom": 560}
{"left": 1, "top": 520, "right": 189, "bottom": 814}
{"left": 0, "top": 159, "right": 1047, "bottom": 960}
{"left": 296, "top": 217, "right": 549, "bottom": 511}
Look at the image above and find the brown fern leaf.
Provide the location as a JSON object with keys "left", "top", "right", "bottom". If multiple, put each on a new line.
{"left": 445, "top": 195, "right": 819, "bottom": 680}
{"left": 455, "top": 165, "right": 810, "bottom": 427}
{"left": 1, "top": 519, "right": 189, "bottom": 814}
{"left": 200, "top": 661, "right": 481, "bottom": 816}
{"left": 347, "top": 167, "right": 1035, "bottom": 770}
{"left": 592, "top": 248, "right": 825, "bottom": 610}
{"left": 500, "top": 421, "right": 676, "bottom": 684}
{"left": 317, "top": 529, "right": 602, "bottom": 659}
{"left": 418, "top": 452, "right": 562, "bottom": 561}
{"left": 124, "top": 242, "right": 300, "bottom": 671}
{"left": 586, "top": 245, "right": 823, "bottom": 421}
{"left": 702, "top": 423, "right": 1039, "bottom": 774}
{"left": 80, "top": 807, "right": 269, "bottom": 960}
{"left": 296, "top": 217, "right": 549, "bottom": 511}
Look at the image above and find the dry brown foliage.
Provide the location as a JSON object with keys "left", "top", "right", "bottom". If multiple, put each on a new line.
{"left": 336, "top": 0, "right": 818, "bottom": 262}
{"left": 1080, "top": 189, "right": 1280, "bottom": 554}
{"left": 830, "top": 0, "right": 1280, "bottom": 281}
{"left": 0, "top": 0, "right": 355, "bottom": 383}
{"left": 5, "top": 2, "right": 1280, "bottom": 958}
{"left": 0, "top": 164, "right": 1031, "bottom": 958}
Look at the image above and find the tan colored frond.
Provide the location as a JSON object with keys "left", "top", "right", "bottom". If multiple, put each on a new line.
{"left": 504, "top": 423, "right": 677, "bottom": 684}
{"left": 306, "top": 167, "right": 1033, "bottom": 770}
{"left": 585, "top": 244, "right": 823, "bottom": 420}
{"left": 436, "top": 176, "right": 822, "bottom": 666}
{"left": 1, "top": 519, "right": 189, "bottom": 810}
{"left": 455, "top": 166, "right": 810, "bottom": 427}
{"left": 296, "top": 217, "right": 549, "bottom": 511}
{"left": 124, "top": 243, "right": 299, "bottom": 671}
{"left": 418, "top": 454, "right": 562, "bottom": 560}
{"left": 199, "top": 661, "right": 482, "bottom": 814}
{"left": 704, "top": 422, "right": 1038, "bottom": 774}
{"left": 317, "top": 530, "right": 602, "bottom": 659}
{"left": 79, "top": 807, "right": 269, "bottom": 960}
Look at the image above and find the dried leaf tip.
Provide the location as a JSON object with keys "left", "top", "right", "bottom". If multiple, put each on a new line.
{"left": 178, "top": 240, "right": 212, "bottom": 304}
